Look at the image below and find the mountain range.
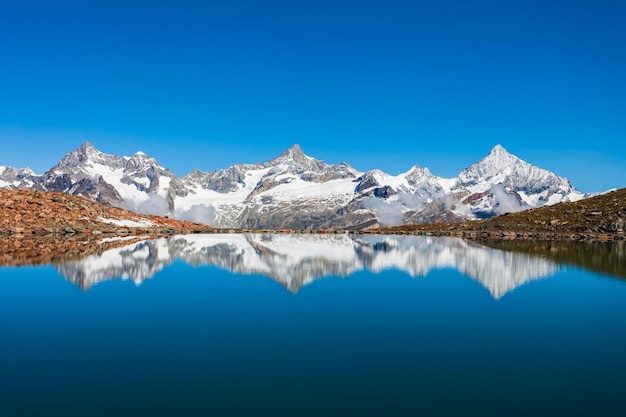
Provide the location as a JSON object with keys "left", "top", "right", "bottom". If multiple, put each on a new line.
{"left": 0, "top": 142, "right": 584, "bottom": 229}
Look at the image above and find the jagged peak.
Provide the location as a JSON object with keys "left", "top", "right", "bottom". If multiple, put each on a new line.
{"left": 74, "top": 141, "right": 101, "bottom": 156}
{"left": 0, "top": 165, "right": 35, "bottom": 175}
{"left": 79, "top": 140, "right": 96, "bottom": 150}
{"left": 358, "top": 169, "right": 387, "bottom": 180}
{"left": 125, "top": 150, "right": 166, "bottom": 175}
{"left": 186, "top": 168, "right": 206, "bottom": 176}
{"left": 405, "top": 165, "right": 434, "bottom": 177}
{"left": 482, "top": 144, "right": 521, "bottom": 164}
{"left": 488, "top": 144, "right": 509, "bottom": 156}
{"left": 128, "top": 150, "right": 155, "bottom": 162}
{"left": 58, "top": 141, "right": 105, "bottom": 166}
{"left": 268, "top": 144, "right": 318, "bottom": 168}
{"left": 275, "top": 144, "right": 308, "bottom": 160}
{"left": 287, "top": 143, "right": 303, "bottom": 154}
{"left": 472, "top": 144, "right": 523, "bottom": 170}
{"left": 369, "top": 168, "right": 387, "bottom": 176}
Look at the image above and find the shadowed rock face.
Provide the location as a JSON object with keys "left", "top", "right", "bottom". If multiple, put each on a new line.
{"left": 41, "top": 233, "right": 579, "bottom": 299}
{"left": 185, "top": 165, "right": 252, "bottom": 193}
{"left": 70, "top": 176, "right": 123, "bottom": 206}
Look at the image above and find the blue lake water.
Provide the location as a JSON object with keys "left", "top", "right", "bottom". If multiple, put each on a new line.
{"left": 1, "top": 234, "right": 625, "bottom": 416}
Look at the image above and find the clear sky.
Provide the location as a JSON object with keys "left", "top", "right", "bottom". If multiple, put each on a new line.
{"left": 1, "top": 0, "right": 624, "bottom": 193}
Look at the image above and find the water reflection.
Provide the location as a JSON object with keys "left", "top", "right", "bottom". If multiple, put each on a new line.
{"left": 49, "top": 234, "right": 569, "bottom": 299}
{"left": 4, "top": 234, "right": 625, "bottom": 417}
{"left": 476, "top": 238, "right": 626, "bottom": 282}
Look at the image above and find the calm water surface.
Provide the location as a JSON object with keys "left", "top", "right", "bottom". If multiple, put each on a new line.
{"left": 1, "top": 234, "right": 625, "bottom": 417}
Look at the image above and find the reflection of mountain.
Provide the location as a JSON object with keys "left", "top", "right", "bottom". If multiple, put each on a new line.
{"left": 57, "top": 239, "right": 175, "bottom": 290}
{"left": 56, "top": 234, "right": 559, "bottom": 298}
{"left": 351, "top": 235, "right": 558, "bottom": 298}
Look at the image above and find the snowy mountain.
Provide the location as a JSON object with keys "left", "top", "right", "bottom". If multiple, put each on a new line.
{"left": 0, "top": 166, "right": 37, "bottom": 189}
{"left": 55, "top": 233, "right": 557, "bottom": 299}
{"left": 450, "top": 144, "right": 584, "bottom": 218}
{"left": 31, "top": 142, "right": 189, "bottom": 213}
{"left": 0, "top": 142, "right": 586, "bottom": 228}
{"left": 178, "top": 144, "right": 366, "bottom": 227}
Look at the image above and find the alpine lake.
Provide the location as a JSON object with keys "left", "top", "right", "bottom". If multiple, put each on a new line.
{"left": 1, "top": 233, "right": 625, "bottom": 417}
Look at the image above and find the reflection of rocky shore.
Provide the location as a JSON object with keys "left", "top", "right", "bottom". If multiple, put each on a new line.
{"left": 476, "top": 239, "right": 626, "bottom": 283}
{"left": 0, "top": 234, "right": 152, "bottom": 266}
{"left": 49, "top": 234, "right": 566, "bottom": 298}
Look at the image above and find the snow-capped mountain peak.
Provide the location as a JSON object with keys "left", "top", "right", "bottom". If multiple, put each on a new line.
{"left": 271, "top": 144, "right": 310, "bottom": 163}
{"left": 452, "top": 145, "right": 584, "bottom": 217}
{"left": 0, "top": 166, "right": 36, "bottom": 177}
{"left": 267, "top": 144, "right": 317, "bottom": 171}
{"left": 0, "top": 166, "right": 38, "bottom": 189}
{"left": 125, "top": 151, "right": 160, "bottom": 173}
{"left": 263, "top": 145, "right": 360, "bottom": 183}
{"left": 57, "top": 141, "right": 112, "bottom": 168}
{"left": 404, "top": 165, "right": 440, "bottom": 186}
{"left": 457, "top": 144, "right": 523, "bottom": 186}
{"left": 489, "top": 143, "right": 511, "bottom": 157}
{"left": 484, "top": 143, "right": 522, "bottom": 166}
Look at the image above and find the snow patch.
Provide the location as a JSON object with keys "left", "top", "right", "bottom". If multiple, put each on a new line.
{"left": 98, "top": 217, "right": 155, "bottom": 227}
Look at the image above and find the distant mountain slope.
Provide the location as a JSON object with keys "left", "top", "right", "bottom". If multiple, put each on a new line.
{"left": 0, "top": 142, "right": 587, "bottom": 229}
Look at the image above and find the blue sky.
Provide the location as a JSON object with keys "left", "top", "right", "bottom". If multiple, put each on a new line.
{"left": 1, "top": 0, "right": 624, "bottom": 193}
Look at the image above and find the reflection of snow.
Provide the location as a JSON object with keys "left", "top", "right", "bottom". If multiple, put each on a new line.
{"left": 56, "top": 234, "right": 558, "bottom": 298}
{"left": 98, "top": 236, "right": 146, "bottom": 243}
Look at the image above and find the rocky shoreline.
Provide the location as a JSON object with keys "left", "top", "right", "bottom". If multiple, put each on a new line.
{"left": 376, "top": 228, "right": 624, "bottom": 242}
